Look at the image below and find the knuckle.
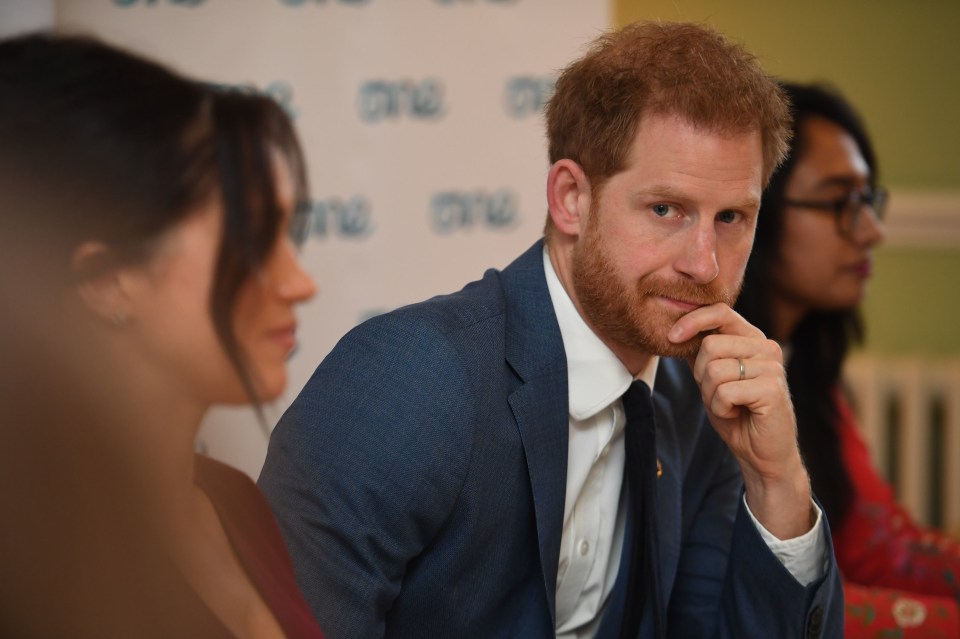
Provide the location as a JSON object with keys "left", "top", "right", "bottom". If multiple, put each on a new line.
{"left": 764, "top": 338, "right": 784, "bottom": 361}
{"left": 700, "top": 333, "right": 719, "bottom": 355}
{"left": 715, "top": 382, "right": 734, "bottom": 404}
{"left": 705, "top": 359, "right": 724, "bottom": 379}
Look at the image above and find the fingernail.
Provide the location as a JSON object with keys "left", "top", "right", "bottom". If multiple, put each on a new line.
{"left": 668, "top": 325, "right": 682, "bottom": 341}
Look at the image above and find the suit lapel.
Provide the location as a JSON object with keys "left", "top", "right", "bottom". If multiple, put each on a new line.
{"left": 500, "top": 241, "right": 570, "bottom": 624}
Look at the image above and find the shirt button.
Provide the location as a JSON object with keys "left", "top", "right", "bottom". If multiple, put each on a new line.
{"left": 579, "top": 539, "right": 590, "bottom": 556}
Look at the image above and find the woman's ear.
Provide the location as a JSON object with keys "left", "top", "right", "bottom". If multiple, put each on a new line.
{"left": 546, "top": 159, "right": 592, "bottom": 238}
{"left": 71, "top": 242, "right": 132, "bottom": 328}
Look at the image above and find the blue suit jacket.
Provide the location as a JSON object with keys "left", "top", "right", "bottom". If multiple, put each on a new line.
{"left": 259, "top": 240, "right": 843, "bottom": 638}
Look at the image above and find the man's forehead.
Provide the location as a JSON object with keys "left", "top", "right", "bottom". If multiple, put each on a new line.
{"left": 623, "top": 115, "right": 762, "bottom": 172}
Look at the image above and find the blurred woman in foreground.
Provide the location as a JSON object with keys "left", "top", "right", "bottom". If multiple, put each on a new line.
{"left": 0, "top": 34, "right": 322, "bottom": 638}
{"left": 736, "top": 81, "right": 960, "bottom": 637}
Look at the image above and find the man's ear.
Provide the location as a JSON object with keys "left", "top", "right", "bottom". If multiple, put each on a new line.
{"left": 546, "top": 159, "right": 592, "bottom": 238}
{"left": 71, "top": 242, "right": 132, "bottom": 328}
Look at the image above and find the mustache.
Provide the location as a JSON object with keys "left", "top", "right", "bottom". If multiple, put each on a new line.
{"left": 637, "top": 276, "right": 739, "bottom": 307}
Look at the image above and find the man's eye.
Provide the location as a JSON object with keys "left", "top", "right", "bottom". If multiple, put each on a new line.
{"left": 717, "top": 210, "right": 741, "bottom": 224}
{"left": 652, "top": 203, "right": 676, "bottom": 217}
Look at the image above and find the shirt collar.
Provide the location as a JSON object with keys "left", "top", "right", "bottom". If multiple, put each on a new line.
{"left": 542, "top": 246, "right": 659, "bottom": 421}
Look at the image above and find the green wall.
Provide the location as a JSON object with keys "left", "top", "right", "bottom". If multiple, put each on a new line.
{"left": 615, "top": 1, "right": 960, "bottom": 355}
{"left": 866, "top": 249, "right": 960, "bottom": 357}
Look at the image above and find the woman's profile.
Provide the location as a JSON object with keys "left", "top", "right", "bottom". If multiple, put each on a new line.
{"left": 736, "top": 81, "right": 960, "bottom": 637}
{"left": 0, "top": 34, "right": 324, "bottom": 638}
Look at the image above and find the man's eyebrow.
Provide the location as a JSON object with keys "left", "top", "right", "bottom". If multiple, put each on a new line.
{"left": 727, "top": 196, "right": 761, "bottom": 211}
{"left": 634, "top": 185, "right": 689, "bottom": 201}
{"left": 632, "top": 186, "right": 760, "bottom": 211}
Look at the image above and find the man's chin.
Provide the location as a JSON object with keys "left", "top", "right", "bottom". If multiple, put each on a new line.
{"left": 612, "top": 327, "right": 703, "bottom": 361}
{"left": 648, "top": 333, "right": 703, "bottom": 360}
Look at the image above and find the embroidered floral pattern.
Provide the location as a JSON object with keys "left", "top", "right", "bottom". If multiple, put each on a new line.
{"left": 891, "top": 598, "right": 926, "bottom": 628}
{"left": 845, "top": 585, "right": 956, "bottom": 638}
{"left": 833, "top": 391, "right": 960, "bottom": 638}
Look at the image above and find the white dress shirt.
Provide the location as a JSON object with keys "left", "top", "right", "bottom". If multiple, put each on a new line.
{"left": 543, "top": 248, "right": 827, "bottom": 638}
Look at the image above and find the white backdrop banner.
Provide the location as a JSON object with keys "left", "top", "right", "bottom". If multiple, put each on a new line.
{"left": 55, "top": 0, "right": 611, "bottom": 478}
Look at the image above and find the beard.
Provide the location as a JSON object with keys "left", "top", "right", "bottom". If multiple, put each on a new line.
{"left": 571, "top": 211, "right": 741, "bottom": 359}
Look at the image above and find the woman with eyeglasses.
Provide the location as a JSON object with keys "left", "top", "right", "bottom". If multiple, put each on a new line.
{"left": 736, "top": 82, "right": 960, "bottom": 637}
{"left": 0, "top": 35, "right": 325, "bottom": 638}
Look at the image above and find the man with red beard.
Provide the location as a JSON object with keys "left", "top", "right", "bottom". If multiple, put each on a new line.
{"left": 260, "top": 21, "right": 843, "bottom": 639}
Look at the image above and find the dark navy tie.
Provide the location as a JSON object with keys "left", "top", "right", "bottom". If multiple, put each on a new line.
{"left": 620, "top": 380, "right": 664, "bottom": 639}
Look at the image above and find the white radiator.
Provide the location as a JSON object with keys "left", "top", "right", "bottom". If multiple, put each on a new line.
{"left": 844, "top": 354, "right": 960, "bottom": 529}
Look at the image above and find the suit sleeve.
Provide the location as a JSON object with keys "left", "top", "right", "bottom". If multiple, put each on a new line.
{"left": 719, "top": 495, "right": 844, "bottom": 638}
{"left": 652, "top": 358, "right": 844, "bottom": 638}
{"left": 258, "top": 314, "right": 478, "bottom": 639}
{"left": 664, "top": 412, "right": 843, "bottom": 638}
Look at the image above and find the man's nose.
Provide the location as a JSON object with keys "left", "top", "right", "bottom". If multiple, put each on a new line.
{"left": 676, "top": 222, "right": 719, "bottom": 283}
